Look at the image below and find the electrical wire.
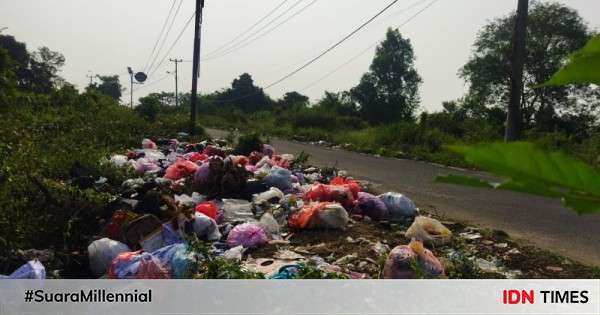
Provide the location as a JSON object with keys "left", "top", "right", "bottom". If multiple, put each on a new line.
{"left": 147, "top": 11, "right": 196, "bottom": 78}
{"left": 263, "top": 0, "right": 400, "bottom": 90}
{"left": 202, "top": 0, "right": 291, "bottom": 58}
{"left": 143, "top": 0, "right": 177, "bottom": 73}
{"left": 132, "top": 73, "right": 172, "bottom": 93}
{"left": 204, "top": 0, "right": 319, "bottom": 61}
{"left": 301, "top": 0, "right": 437, "bottom": 92}
{"left": 203, "top": 0, "right": 307, "bottom": 60}
{"left": 147, "top": 0, "right": 185, "bottom": 74}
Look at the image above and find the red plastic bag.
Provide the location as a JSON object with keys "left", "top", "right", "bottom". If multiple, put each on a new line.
{"left": 195, "top": 201, "right": 217, "bottom": 220}
{"left": 303, "top": 184, "right": 355, "bottom": 210}
{"left": 188, "top": 152, "right": 208, "bottom": 163}
{"left": 330, "top": 176, "right": 360, "bottom": 199}
{"left": 232, "top": 155, "right": 249, "bottom": 167}
{"left": 164, "top": 159, "right": 200, "bottom": 180}
{"left": 289, "top": 202, "right": 329, "bottom": 229}
{"left": 248, "top": 151, "right": 264, "bottom": 165}
{"left": 105, "top": 210, "right": 138, "bottom": 241}
{"left": 107, "top": 251, "right": 170, "bottom": 279}
{"left": 272, "top": 155, "right": 291, "bottom": 169}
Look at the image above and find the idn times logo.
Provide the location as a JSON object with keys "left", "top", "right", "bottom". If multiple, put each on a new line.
{"left": 502, "top": 289, "right": 589, "bottom": 305}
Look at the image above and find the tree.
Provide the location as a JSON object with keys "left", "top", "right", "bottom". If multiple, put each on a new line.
{"left": 278, "top": 91, "right": 309, "bottom": 110}
{"left": 28, "top": 47, "right": 65, "bottom": 93}
{"left": 215, "top": 73, "right": 273, "bottom": 112}
{"left": 87, "top": 75, "right": 122, "bottom": 100}
{"left": 460, "top": 1, "right": 594, "bottom": 133}
{"left": 135, "top": 95, "right": 160, "bottom": 122}
{"left": 350, "top": 28, "right": 422, "bottom": 124}
{"left": 316, "top": 91, "right": 357, "bottom": 116}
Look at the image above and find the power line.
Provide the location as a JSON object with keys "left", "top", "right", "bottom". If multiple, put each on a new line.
{"left": 213, "top": 0, "right": 401, "bottom": 104}
{"left": 147, "top": 0, "right": 185, "bottom": 74}
{"left": 203, "top": 0, "right": 308, "bottom": 60}
{"left": 263, "top": 0, "right": 400, "bottom": 90}
{"left": 132, "top": 73, "right": 172, "bottom": 93}
{"left": 143, "top": 0, "right": 177, "bottom": 73}
{"left": 148, "top": 11, "right": 196, "bottom": 78}
{"left": 301, "top": 0, "right": 436, "bottom": 92}
{"left": 202, "top": 0, "right": 291, "bottom": 58}
{"left": 205, "top": 0, "right": 319, "bottom": 61}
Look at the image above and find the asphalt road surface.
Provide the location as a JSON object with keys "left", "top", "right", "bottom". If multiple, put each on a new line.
{"left": 208, "top": 128, "right": 600, "bottom": 266}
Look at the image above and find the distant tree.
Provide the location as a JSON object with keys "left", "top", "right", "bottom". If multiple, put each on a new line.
{"left": 351, "top": 28, "right": 422, "bottom": 124}
{"left": 278, "top": 91, "right": 309, "bottom": 110}
{"left": 28, "top": 47, "right": 65, "bottom": 93}
{"left": 0, "top": 35, "right": 29, "bottom": 89}
{"left": 216, "top": 73, "right": 272, "bottom": 112}
{"left": 135, "top": 95, "right": 160, "bottom": 122}
{"left": 87, "top": 75, "right": 122, "bottom": 100}
{"left": 316, "top": 91, "right": 357, "bottom": 116}
{"left": 460, "top": 1, "right": 595, "bottom": 131}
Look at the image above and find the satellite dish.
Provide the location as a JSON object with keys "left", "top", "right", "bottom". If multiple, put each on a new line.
{"left": 135, "top": 72, "right": 147, "bottom": 83}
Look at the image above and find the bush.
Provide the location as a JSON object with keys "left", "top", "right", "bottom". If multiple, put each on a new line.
{"left": 234, "top": 133, "right": 263, "bottom": 155}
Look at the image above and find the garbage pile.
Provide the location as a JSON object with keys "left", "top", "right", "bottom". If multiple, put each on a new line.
{"left": 3, "top": 135, "right": 541, "bottom": 279}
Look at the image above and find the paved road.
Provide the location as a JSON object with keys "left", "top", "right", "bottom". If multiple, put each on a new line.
{"left": 208, "top": 129, "right": 600, "bottom": 265}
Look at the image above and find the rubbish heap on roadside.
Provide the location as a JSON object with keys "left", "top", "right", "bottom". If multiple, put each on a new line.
{"left": 2, "top": 135, "right": 530, "bottom": 279}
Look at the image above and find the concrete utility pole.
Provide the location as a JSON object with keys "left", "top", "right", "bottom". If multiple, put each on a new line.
{"left": 169, "top": 58, "right": 182, "bottom": 106}
{"left": 505, "top": 0, "right": 529, "bottom": 142}
{"left": 86, "top": 74, "right": 96, "bottom": 86}
{"left": 190, "top": 0, "right": 205, "bottom": 135}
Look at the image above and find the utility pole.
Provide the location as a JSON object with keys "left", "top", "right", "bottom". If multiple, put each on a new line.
{"left": 128, "top": 67, "right": 134, "bottom": 109}
{"left": 86, "top": 74, "right": 96, "bottom": 86}
{"left": 169, "top": 58, "right": 182, "bottom": 106}
{"left": 190, "top": 0, "right": 205, "bottom": 135}
{"left": 505, "top": 0, "right": 529, "bottom": 142}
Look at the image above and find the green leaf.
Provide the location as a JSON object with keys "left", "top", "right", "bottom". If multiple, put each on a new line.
{"left": 540, "top": 34, "right": 600, "bottom": 86}
{"left": 445, "top": 142, "right": 600, "bottom": 214}
{"left": 435, "top": 174, "right": 493, "bottom": 188}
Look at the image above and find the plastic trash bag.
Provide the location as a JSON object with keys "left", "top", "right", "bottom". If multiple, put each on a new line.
{"left": 272, "top": 154, "right": 293, "bottom": 169}
{"left": 253, "top": 187, "right": 284, "bottom": 205}
{"left": 132, "top": 158, "right": 161, "bottom": 174}
{"left": 259, "top": 212, "right": 280, "bottom": 234}
{"left": 107, "top": 251, "right": 170, "bottom": 279}
{"left": 379, "top": 192, "right": 417, "bottom": 221}
{"left": 190, "top": 212, "right": 221, "bottom": 241}
{"left": 262, "top": 144, "right": 275, "bottom": 158}
{"left": 248, "top": 151, "right": 264, "bottom": 165}
{"left": 142, "top": 138, "right": 158, "bottom": 150}
{"left": 264, "top": 166, "right": 293, "bottom": 192}
{"left": 193, "top": 162, "right": 211, "bottom": 186}
{"left": 186, "top": 152, "right": 208, "bottom": 163}
{"left": 219, "top": 199, "right": 256, "bottom": 223}
{"left": 223, "top": 245, "right": 245, "bottom": 261}
{"left": 203, "top": 145, "right": 226, "bottom": 158}
{"left": 383, "top": 240, "right": 444, "bottom": 279}
{"left": 164, "top": 159, "right": 200, "bottom": 180}
{"left": 88, "top": 238, "right": 131, "bottom": 277}
{"left": 329, "top": 176, "right": 360, "bottom": 199}
{"left": 151, "top": 243, "right": 194, "bottom": 279}
{"left": 355, "top": 192, "right": 389, "bottom": 221}
{"left": 0, "top": 260, "right": 45, "bottom": 279}
{"left": 110, "top": 155, "right": 129, "bottom": 167}
{"left": 405, "top": 216, "right": 452, "bottom": 247}
{"left": 227, "top": 223, "right": 269, "bottom": 248}
{"left": 143, "top": 149, "right": 166, "bottom": 162}
{"left": 303, "top": 184, "right": 355, "bottom": 210}
{"left": 288, "top": 202, "right": 349, "bottom": 230}
{"left": 195, "top": 201, "right": 217, "bottom": 220}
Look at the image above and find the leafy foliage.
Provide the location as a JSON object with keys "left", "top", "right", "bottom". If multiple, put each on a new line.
{"left": 541, "top": 34, "right": 600, "bottom": 86}
{"left": 446, "top": 142, "right": 600, "bottom": 214}
{"left": 234, "top": 132, "right": 263, "bottom": 155}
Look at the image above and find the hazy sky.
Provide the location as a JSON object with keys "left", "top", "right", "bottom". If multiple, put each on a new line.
{"left": 1, "top": 0, "right": 598, "bottom": 111}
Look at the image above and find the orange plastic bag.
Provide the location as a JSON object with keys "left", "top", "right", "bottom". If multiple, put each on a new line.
{"left": 329, "top": 176, "right": 360, "bottom": 199}
{"left": 303, "top": 184, "right": 355, "bottom": 210}
{"left": 288, "top": 202, "right": 349, "bottom": 230}
{"left": 164, "top": 159, "right": 200, "bottom": 180}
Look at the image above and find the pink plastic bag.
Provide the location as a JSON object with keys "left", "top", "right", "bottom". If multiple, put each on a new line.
{"left": 142, "top": 139, "right": 157, "bottom": 150}
{"left": 383, "top": 240, "right": 444, "bottom": 279}
{"left": 227, "top": 223, "right": 269, "bottom": 248}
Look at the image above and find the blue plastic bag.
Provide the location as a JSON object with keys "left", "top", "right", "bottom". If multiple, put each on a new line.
{"left": 0, "top": 260, "right": 45, "bottom": 279}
